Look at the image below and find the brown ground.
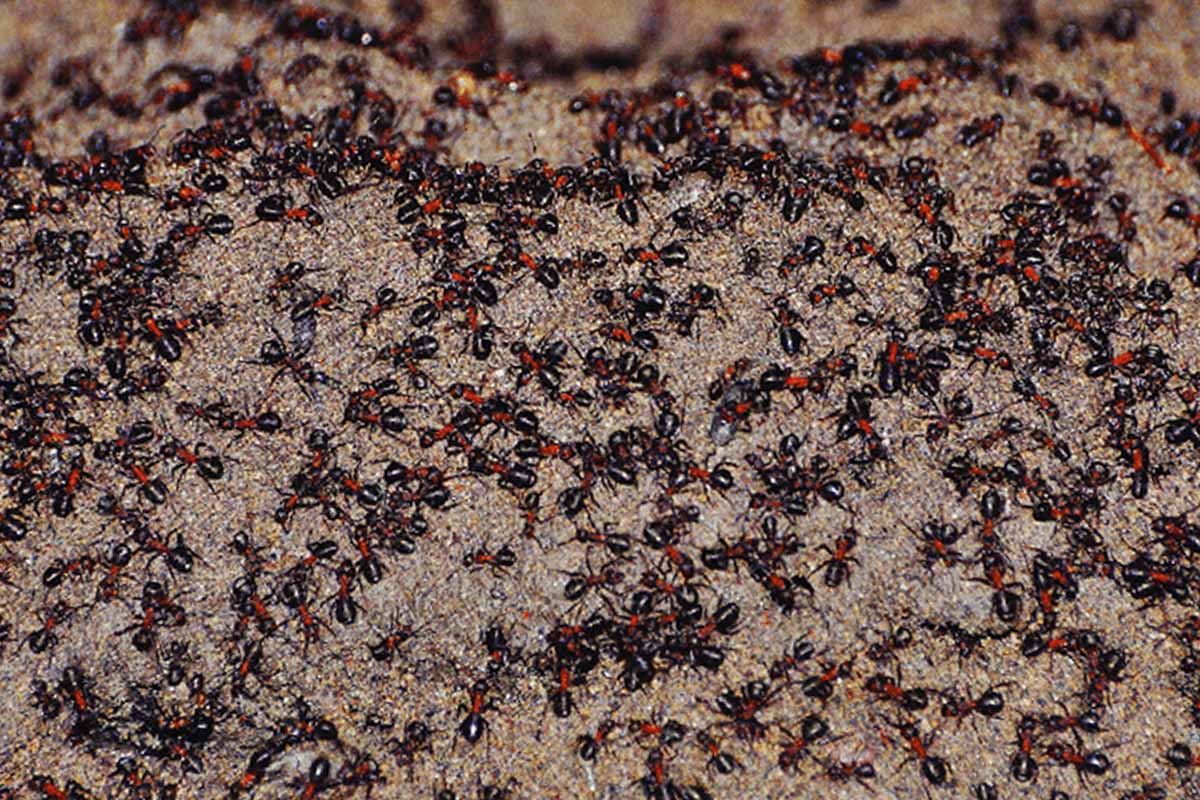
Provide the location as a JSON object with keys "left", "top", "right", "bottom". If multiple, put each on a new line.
{"left": 1, "top": 2, "right": 1200, "bottom": 799}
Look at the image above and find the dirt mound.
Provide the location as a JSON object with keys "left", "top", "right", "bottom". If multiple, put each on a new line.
{"left": 1, "top": 2, "right": 1199, "bottom": 799}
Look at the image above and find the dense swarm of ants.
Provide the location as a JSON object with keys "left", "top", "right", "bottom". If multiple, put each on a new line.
{"left": 2, "top": 1, "right": 1200, "bottom": 798}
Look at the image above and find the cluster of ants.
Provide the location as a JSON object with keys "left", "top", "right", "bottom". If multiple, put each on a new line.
{"left": 1, "top": 0, "right": 1200, "bottom": 798}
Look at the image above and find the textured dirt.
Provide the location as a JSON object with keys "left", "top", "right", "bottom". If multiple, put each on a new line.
{"left": 1, "top": 2, "right": 1200, "bottom": 800}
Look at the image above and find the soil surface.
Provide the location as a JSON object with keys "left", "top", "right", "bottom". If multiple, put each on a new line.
{"left": 1, "top": 2, "right": 1200, "bottom": 799}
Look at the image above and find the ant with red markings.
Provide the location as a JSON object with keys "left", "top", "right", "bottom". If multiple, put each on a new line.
{"left": 864, "top": 664, "right": 929, "bottom": 712}
{"left": 119, "top": 453, "right": 169, "bottom": 507}
{"left": 561, "top": 553, "right": 625, "bottom": 603}
{"left": 776, "top": 714, "right": 829, "bottom": 772}
{"left": 265, "top": 260, "right": 325, "bottom": 307}
{"left": 119, "top": 579, "right": 188, "bottom": 652}
{"left": 972, "top": 550, "right": 1023, "bottom": 623}
{"left": 576, "top": 718, "right": 617, "bottom": 761}
{"left": 885, "top": 719, "right": 950, "bottom": 787}
{"left": 904, "top": 520, "right": 966, "bottom": 570}
{"left": 249, "top": 328, "right": 338, "bottom": 399}
{"left": 458, "top": 680, "right": 496, "bottom": 743}
{"left": 134, "top": 525, "right": 200, "bottom": 575}
{"left": 158, "top": 436, "right": 226, "bottom": 490}
{"left": 921, "top": 390, "right": 990, "bottom": 444}
{"left": 462, "top": 543, "right": 517, "bottom": 575}
{"left": 812, "top": 526, "right": 860, "bottom": 588}
{"left": 389, "top": 719, "right": 433, "bottom": 773}
{"left": 708, "top": 679, "right": 781, "bottom": 741}
{"left": 275, "top": 567, "right": 331, "bottom": 652}
{"left": 940, "top": 684, "right": 1007, "bottom": 724}
{"left": 23, "top": 601, "right": 75, "bottom": 654}
{"left": 359, "top": 285, "right": 400, "bottom": 331}
{"left": 1044, "top": 740, "right": 1110, "bottom": 780}
{"left": 323, "top": 558, "right": 364, "bottom": 626}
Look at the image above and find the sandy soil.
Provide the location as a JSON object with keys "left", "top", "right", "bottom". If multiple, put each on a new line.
{"left": 0, "top": 2, "right": 1199, "bottom": 799}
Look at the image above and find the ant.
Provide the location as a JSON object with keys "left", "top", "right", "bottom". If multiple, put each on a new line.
{"left": 265, "top": 259, "right": 322, "bottom": 305}
{"left": 561, "top": 554, "right": 625, "bottom": 602}
{"left": 890, "top": 720, "right": 949, "bottom": 787}
{"left": 462, "top": 544, "right": 517, "bottom": 575}
{"left": 359, "top": 284, "right": 400, "bottom": 330}
{"left": 777, "top": 714, "right": 829, "bottom": 772}
{"left": 939, "top": 684, "right": 1007, "bottom": 724}
{"left": 710, "top": 679, "right": 782, "bottom": 741}
{"left": 769, "top": 637, "right": 816, "bottom": 682}
{"left": 249, "top": 327, "right": 337, "bottom": 399}
{"left": 812, "top": 526, "right": 859, "bottom": 588}
{"left": 695, "top": 730, "right": 739, "bottom": 774}
{"left": 822, "top": 756, "right": 876, "bottom": 791}
{"left": 369, "top": 612, "right": 419, "bottom": 663}
{"left": 158, "top": 436, "right": 226, "bottom": 490}
{"left": 390, "top": 720, "right": 433, "bottom": 770}
{"left": 864, "top": 665, "right": 928, "bottom": 712}
{"left": 921, "top": 390, "right": 987, "bottom": 443}
{"left": 567, "top": 718, "right": 615, "bottom": 766}
{"left": 1044, "top": 741, "right": 1110, "bottom": 780}
{"left": 458, "top": 680, "right": 495, "bottom": 743}
{"left": 907, "top": 520, "right": 966, "bottom": 569}
{"left": 325, "top": 558, "right": 363, "bottom": 626}
{"left": 24, "top": 601, "right": 75, "bottom": 654}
